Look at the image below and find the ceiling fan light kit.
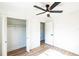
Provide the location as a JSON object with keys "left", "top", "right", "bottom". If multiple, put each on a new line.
{"left": 34, "top": 2, "right": 63, "bottom": 17}
{"left": 47, "top": 14, "right": 50, "bottom": 17}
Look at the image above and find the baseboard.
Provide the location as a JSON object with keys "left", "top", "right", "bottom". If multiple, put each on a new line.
{"left": 53, "top": 45, "right": 79, "bottom": 56}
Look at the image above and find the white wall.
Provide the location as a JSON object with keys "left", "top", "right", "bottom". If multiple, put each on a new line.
{"left": 0, "top": 16, "right": 2, "bottom": 56}
{"left": 7, "top": 19, "right": 26, "bottom": 52}
{"left": 30, "top": 19, "right": 40, "bottom": 49}
{"left": 26, "top": 19, "right": 40, "bottom": 50}
{"left": 54, "top": 2, "right": 79, "bottom": 54}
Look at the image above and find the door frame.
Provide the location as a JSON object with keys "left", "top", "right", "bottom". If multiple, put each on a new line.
{"left": 2, "top": 16, "right": 27, "bottom": 56}
{"left": 2, "top": 16, "right": 7, "bottom": 56}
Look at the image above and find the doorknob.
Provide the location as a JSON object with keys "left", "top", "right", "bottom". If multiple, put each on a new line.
{"left": 5, "top": 41, "right": 7, "bottom": 43}
{"left": 51, "top": 34, "right": 53, "bottom": 36}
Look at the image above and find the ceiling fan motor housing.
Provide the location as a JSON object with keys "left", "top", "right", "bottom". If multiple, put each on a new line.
{"left": 46, "top": 4, "right": 49, "bottom": 7}
{"left": 46, "top": 4, "right": 49, "bottom": 11}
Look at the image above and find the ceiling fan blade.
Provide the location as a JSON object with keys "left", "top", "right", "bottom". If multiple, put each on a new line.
{"left": 50, "top": 2, "right": 61, "bottom": 10}
{"left": 36, "top": 12, "right": 46, "bottom": 15}
{"left": 34, "top": 5, "right": 46, "bottom": 11}
{"left": 50, "top": 10, "right": 63, "bottom": 13}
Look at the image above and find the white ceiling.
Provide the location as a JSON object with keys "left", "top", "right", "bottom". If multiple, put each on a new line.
{"left": 0, "top": 2, "right": 79, "bottom": 22}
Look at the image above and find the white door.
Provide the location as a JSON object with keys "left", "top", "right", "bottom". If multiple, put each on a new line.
{"left": 0, "top": 16, "right": 2, "bottom": 56}
{"left": 2, "top": 16, "right": 7, "bottom": 56}
{"left": 45, "top": 21, "right": 54, "bottom": 46}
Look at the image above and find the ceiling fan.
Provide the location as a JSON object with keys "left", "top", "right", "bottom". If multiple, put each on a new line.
{"left": 34, "top": 2, "right": 63, "bottom": 17}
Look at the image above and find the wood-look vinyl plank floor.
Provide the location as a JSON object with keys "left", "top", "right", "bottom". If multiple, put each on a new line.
{"left": 8, "top": 43, "right": 79, "bottom": 56}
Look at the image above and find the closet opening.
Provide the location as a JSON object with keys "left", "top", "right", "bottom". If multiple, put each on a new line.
{"left": 7, "top": 17, "right": 26, "bottom": 56}
{"left": 40, "top": 22, "right": 45, "bottom": 45}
